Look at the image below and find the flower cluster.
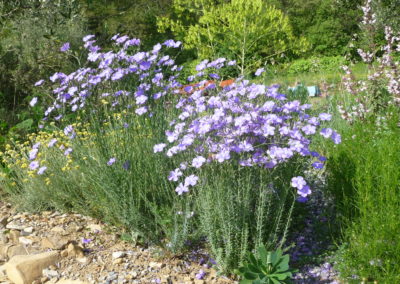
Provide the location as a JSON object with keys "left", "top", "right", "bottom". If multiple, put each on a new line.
{"left": 339, "top": 0, "right": 400, "bottom": 122}
{"left": 155, "top": 63, "right": 341, "bottom": 199}
{"left": 0, "top": 125, "right": 89, "bottom": 185}
{"left": 33, "top": 34, "right": 183, "bottom": 124}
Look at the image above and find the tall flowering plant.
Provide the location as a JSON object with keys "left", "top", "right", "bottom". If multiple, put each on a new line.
{"left": 157, "top": 63, "right": 340, "bottom": 200}
{"left": 1, "top": 35, "right": 191, "bottom": 245}
{"left": 154, "top": 60, "right": 341, "bottom": 271}
{"left": 339, "top": 0, "right": 400, "bottom": 122}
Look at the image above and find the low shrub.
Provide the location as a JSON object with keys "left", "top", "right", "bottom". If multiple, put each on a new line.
{"left": 286, "top": 56, "right": 345, "bottom": 75}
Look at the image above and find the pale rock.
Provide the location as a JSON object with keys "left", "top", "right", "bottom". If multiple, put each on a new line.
{"left": 76, "top": 257, "right": 87, "bottom": 263}
{"left": 50, "top": 227, "right": 67, "bottom": 235}
{"left": 22, "top": 227, "right": 34, "bottom": 234}
{"left": 41, "top": 236, "right": 70, "bottom": 250}
{"left": 66, "top": 243, "right": 84, "bottom": 258}
{"left": 60, "top": 250, "right": 69, "bottom": 258}
{"left": 4, "top": 251, "right": 60, "bottom": 284}
{"left": 42, "top": 268, "right": 59, "bottom": 278}
{"left": 86, "top": 224, "right": 102, "bottom": 233}
{"left": 56, "top": 279, "right": 89, "bottom": 284}
{"left": 112, "top": 251, "right": 125, "bottom": 259}
{"left": 7, "top": 245, "right": 30, "bottom": 259}
{"left": 6, "top": 223, "right": 24, "bottom": 231}
{"left": 47, "top": 277, "right": 59, "bottom": 284}
{"left": 149, "top": 261, "right": 165, "bottom": 269}
{"left": 112, "top": 258, "right": 123, "bottom": 265}
{"left": 18, "top": 237, "right": 33, "bottom": 246}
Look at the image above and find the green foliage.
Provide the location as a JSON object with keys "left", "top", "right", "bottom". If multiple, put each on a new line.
{"left": 286, "top": 56, "right": 345, "bottom": 75}
{"left": 324, "top": 110, "right": 400, "bottom": 282}
{"left": 236, "top": 246, "right": 296, "bottom": 284}
{"left": 158, "top": 0, "right": 309, "bottom": 75}
{"left": 0, "top": 0, "right": 86, "bottom": 143}
{"left": 278, "top": 0, "right": 362, "bottom": 56}
{"left": 286, "top": 84, "right": 309, "bottom": 105}
{"left": 81, "top": 0, "right": 171, "bottom": 48}
{"left": 196, "top": 161, "right": 301, "bottom": 273}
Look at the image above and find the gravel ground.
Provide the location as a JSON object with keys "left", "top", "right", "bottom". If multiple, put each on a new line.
{"left": 0, "top": 201, "right": 236, "bottom": 284}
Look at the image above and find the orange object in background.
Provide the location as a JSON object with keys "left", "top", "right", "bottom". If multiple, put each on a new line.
{"left": 178, "top": 79, "right": 235, "bottom": 95}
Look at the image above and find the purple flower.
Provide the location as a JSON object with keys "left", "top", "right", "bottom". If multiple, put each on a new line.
{"left": 115, "top": 35, "right": 129, "bottom": 44}
{"left": 312, "top": 162, "right": 324, "bottom": 169}
{"left": 83, "top": 35, "right": 95, "bottom": 42}
{"left": 331, "top": 131, "right": 341, "bottom": 144}
{"left": 184, "top": 175, "right": 199, "bottom": 187}
{"left": 192, "top": 156, "right": 206, "bottom": 168}
{"left": 136, "top": 95, "right": 148, "bottom": 105}
{"left": 29, "top": 97, "right": 38, "bottom": 107}
{"left": 296, "top": 196, "right": 308, "bottom": 203}
{"left": 48, "top": 139, "right": 57, "bottom": 148}
{"left": 175, "top": 183, "right": 189, "bottom": 195}
{"left": 37, "top": 166, "right": 47, "bottom": 175}
{"left": 29, "top": 161, "right": 39, "bottom": 170}
{"left": 195, "top": 269, "right": 206, "bottom": 280}
{"left": 215, "top": 150, "right": 230, "bottom": 163}
{"left": 124, "top": 38, "right": 140, "bottom": 47}
{"left": 82, "top": 238, "right": 92, "bottom": 244}
{"left": 255, "top": 67, "right": 265, "bottom": 76}
{"left": 163, "top": 39, "right": 181, "bottom": 48}
{"left": 111, "top": 69, "right": 125, "bottom": 81}
{"left": 291, "top": 176, "right": 307, "bottom": 190}
{"left": 34, "top": 80, "right": 44, "bottom": 87}
{"left": 60, "top": 42, "right": 70, "bottom": 52}
{"left": 64, "top": 125, "right": 74, "bottom": 136}
{"left": 107, "top": 157, "right": 116, "bottom": 166}
{"left": 297, "top": 185, "right": 311, "bottom": 197}
{"left": 320, "top": 128, "right": 333, "bottom": 138}
{"left": 29, "top": 149, "right": 39, "bottom": 160}
{"left": 153, "top": 143, "right": 167, "bottom": 153}
{"left": 302, "top": 124, "right": 316, "bottom": 135}
{"left": 64, "top": 148, "right": 73, "bottom": 156}
{"left": 135, "top": 106, "right": 148, "bottom": 115}
{"left": 319, "top": 113, "right": 332, "bottom": 121}
{"left": 168, "top": 168, "right": 183, "bottom": 181}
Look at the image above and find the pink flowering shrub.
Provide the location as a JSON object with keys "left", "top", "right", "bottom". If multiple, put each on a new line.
{"left": 339, "top": 0, "right": 400, "bottom": 122}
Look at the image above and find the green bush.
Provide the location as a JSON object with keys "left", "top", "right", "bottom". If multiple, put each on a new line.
{"left": 286, "top": 56, "right": 345, "bottom": 75}
{"left": 158, "top": 0, "right": 309, "bottom": 75}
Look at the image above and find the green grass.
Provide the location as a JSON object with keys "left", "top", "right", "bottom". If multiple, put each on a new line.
{"left": 262, "top": 62, "right": 369, "bottom": 88}
{"left": 323, "top": 110, "right": 400, "bottom": 282}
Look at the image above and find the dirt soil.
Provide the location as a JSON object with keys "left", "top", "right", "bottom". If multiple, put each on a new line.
{"left": 0, "top": 201, "right": 236, "bottom": 284}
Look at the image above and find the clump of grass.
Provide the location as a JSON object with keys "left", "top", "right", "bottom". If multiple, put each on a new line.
{"left": 325, "top": 109, "right": 400, "bottom": 282}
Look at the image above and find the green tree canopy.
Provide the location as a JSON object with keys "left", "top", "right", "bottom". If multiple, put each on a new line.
{"left": 158, "top": 0, "right": 309, "bottom": 75}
